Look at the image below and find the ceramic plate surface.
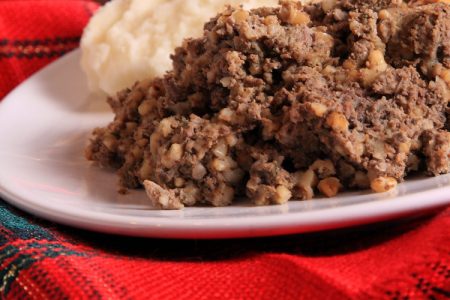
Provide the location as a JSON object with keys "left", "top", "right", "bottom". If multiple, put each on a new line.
{"left": 0, "top": 50, "right": 449, "bottom": 239}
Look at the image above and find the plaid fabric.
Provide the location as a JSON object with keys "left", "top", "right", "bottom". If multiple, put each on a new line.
{"left": 0, "top": 1, "right": 450, "bottom": 299}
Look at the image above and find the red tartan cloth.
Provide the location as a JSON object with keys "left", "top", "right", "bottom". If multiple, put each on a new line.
{"left": 0, "top": 1, "right": 450, "bottom": 299}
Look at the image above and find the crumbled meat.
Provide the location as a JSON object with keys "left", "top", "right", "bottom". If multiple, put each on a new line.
{"left": 421, "top": 130, "right": 450, "bottom": 175}
{"left": 86, "top": 0, "right": 450, "bottom": 209}
{"left": 246, "top": 157, "right": 294, "bottom": 205}
{"left": 143, "top": 180, "right": 183, "bottom": 210}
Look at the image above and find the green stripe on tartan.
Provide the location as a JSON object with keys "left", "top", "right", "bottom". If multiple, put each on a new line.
{"left": 0, "top": 201, "right": 53, "bottom": 243}
{"left": 0, "top": 241, "right": 88, "bottom": 295}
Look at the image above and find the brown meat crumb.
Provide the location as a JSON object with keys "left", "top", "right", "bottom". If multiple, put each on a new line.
{"left": 86, "top": 0, "right": 450, "bottom": 209}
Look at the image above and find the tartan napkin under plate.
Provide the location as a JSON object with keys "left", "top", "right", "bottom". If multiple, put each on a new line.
{"left": 0, "top": 1, "right": 449, "bottom": 299}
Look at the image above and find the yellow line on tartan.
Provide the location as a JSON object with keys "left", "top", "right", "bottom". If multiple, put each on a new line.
{"left": 1, "top": 264, "right": 18, "bottom": 293}
{"left": 1, "top": 255, "right": 36, "bottom": 293}
{"left": 0, "top": 247, "right": 16, "bottom": 262}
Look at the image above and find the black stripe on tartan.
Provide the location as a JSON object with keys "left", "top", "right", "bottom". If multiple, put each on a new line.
{"left": 0, "top": 49, "right": 76, "bottom": 59}
{"left": 0, "top": 36, "right": 80, "bottom": 59}
{"left": 4, "top": 37, "right": 80, "bottom": 47}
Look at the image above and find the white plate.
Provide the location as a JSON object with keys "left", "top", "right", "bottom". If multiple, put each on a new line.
{"left": 0, "top": 50, "right": 449, "bottom": 239}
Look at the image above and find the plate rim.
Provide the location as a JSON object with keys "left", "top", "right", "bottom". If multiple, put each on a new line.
{"left": 1, "top": 181, "right": 449, "bottom": 239}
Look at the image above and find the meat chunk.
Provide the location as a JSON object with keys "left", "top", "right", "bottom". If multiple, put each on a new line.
{"left": 86, "top": 0, "right": 450, "bottom": 209}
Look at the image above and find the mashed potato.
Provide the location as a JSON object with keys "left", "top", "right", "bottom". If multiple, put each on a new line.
{"left": 81, "top": 0, "right": 279, "bottom": 96}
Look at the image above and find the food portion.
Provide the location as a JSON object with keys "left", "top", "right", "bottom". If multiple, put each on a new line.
{"left": 86, "top": 0, "right": 450, "bottom": 209}
{"left": 81, "top": 0, "right": 278, "bottom": 96}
